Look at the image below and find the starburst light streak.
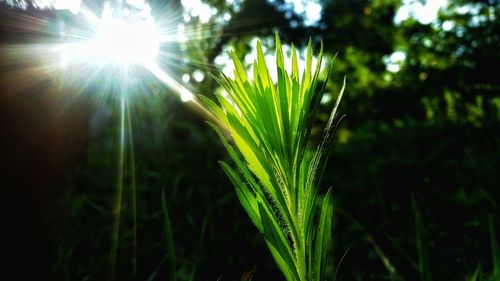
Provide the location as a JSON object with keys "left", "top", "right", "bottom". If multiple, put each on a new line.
{"left": 144, "top": 62, "right": 227, "bottom": 130}
{"left": 53, "top": 1, "right": 209, "bottom": 107}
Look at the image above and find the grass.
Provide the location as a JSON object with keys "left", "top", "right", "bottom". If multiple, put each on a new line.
{"left": 411, "top": 195, "right": 432, "bottom": 281}
{"left": 108, "top": 93, "right": 127, "bottom": 281}
{"left": 202, "top": 33, "right": 345, "bottom": 281}
{"left": 161, "top": 188, "right": 176, "bottom": 281}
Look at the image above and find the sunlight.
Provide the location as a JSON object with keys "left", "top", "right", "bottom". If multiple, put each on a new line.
{"left": 52, "top": 0, "right": 81, "bottom": 14}
{"left": 45, "top": 0, "right": 162, "bottom": 68}
{"left": 90, "top": 16, "right": 159, "bottom": 64}
{"left": 395, "top": 0, "right": 448, "bottom": 24}
{"left": 384, "top": 51, "right": 407, "bottom": 73}
{"left": 69, "top": 1, "right": 160, "bottom": 65}
{"left": 181, "top": 0, "right": 218, "bottom": 23}
{"left": 144, "top": 62, "right": 194, "bottom": 102}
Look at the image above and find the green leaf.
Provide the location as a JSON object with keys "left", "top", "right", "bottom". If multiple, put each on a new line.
{"left": 219, "top": 161, "right": 262, "bottom": 232}
{"left": 313, "top": 188, "right": 333, "bottom": 281}
{"left": 259, "top": 202, "right": 300, "bottom": 281}
{"left": 198, "top": 95, "right": 228, "bottom": 123}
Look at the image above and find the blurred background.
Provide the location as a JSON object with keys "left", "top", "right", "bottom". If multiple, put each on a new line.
{"left": 0, "top": 0, "right": 499, "bottom": 280}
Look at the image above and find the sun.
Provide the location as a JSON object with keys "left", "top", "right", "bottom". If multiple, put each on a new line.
{"left": 89, "top": 15, "right": 159, "bottom": 65}
{"left": 70, "top": 2, "right": 160, "bottom": 66}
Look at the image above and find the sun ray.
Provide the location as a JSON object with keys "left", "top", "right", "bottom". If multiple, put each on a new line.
{"left": 109, "top": 86, "right": 127, "bottom": 281}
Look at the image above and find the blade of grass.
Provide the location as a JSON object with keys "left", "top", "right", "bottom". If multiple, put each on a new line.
{"left": 489, "top": 216, "right": 499, "bottom": 279}
{"left": 188, "top": 218, "right": 208, "bottom": 281}
{"left": 161, "top": 188, "right": 176, "bottom": 281}
{"left": 466, "top": 264, "right": 481, "bottom": 281}
{"left": 146, "top": 254, "right": 169, "bottom": 281}
{"left": 411, "top": 195, "right": 432, "bottom": 281}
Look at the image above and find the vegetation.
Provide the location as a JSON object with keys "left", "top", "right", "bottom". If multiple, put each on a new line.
{"left": 202, "top": 34, "right": 344, "bottom": 280}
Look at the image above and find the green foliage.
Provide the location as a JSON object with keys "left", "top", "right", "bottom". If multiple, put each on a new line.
{"left": 203, "top": 33, "right": 345, "bottom": 281}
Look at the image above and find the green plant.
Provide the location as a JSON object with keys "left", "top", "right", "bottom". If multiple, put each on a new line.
{"left": 487, "top": 215, "right": 500, "bottom": 281}
{"left": 411, "top": 196, "right": 432, "bottom": 281}
{"left": 201, "top": 33, "right": 345, "bottom": 281}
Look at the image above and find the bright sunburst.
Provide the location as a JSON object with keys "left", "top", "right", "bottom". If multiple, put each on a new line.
{"left": 49, "top": 0, "right": 199, "bottom": 104}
